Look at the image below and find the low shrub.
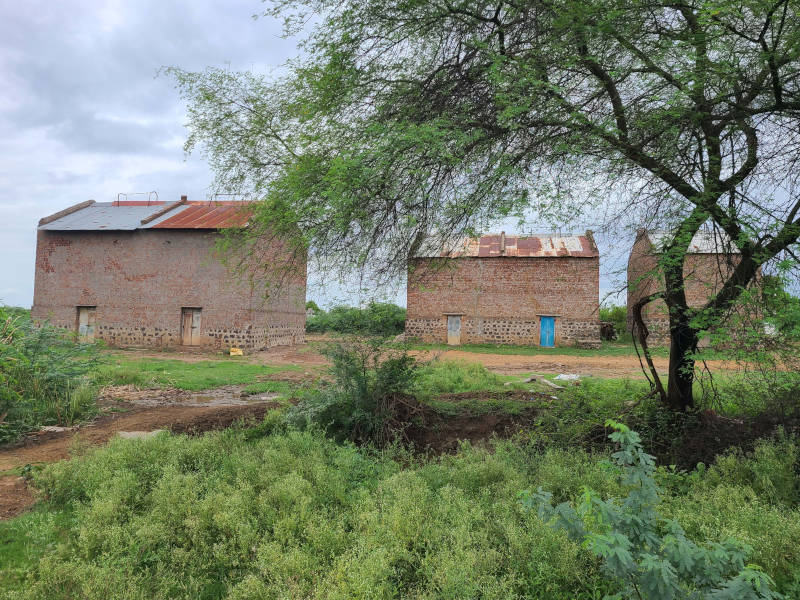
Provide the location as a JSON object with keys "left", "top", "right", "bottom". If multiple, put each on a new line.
{"left": 285, "top": 339, "right": 417, "bottom": 445}
{"left": 0, "top": 309, "right": 99, "bottom": 444}
{"left": 306, "top": 302, "right": 406, "bottom": 336}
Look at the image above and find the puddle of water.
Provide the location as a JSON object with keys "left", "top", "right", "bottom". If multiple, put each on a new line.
{"left": 110, "top": 385, "right": 281, "bottom": 408}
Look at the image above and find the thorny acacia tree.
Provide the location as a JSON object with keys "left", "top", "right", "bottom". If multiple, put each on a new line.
{"left": 173, "top": 0, "right": 800, "bottom": 410}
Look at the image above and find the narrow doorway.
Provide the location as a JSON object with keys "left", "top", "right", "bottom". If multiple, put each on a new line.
{"left": 76, "top": 306, "right": 96, "bottom": 342}
{"left": 539, "top": 316, "right": 555, "bottom": 347}
{"left": 181, "top": 308, "right": 202, "bottom": 346}
{"left": 446, "top": 315, "right": 462, "bottom": 345}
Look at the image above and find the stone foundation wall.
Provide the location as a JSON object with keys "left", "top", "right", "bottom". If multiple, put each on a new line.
{"left": 406, "top": 316, "right": 600, "bottom": 346}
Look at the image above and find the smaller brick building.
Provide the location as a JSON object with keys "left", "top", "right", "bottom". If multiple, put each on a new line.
{"left": 406, "top": 232, "right": 601, "bottom": 347}
{"left": 626, "top": 228, "right": 741, "bottom": 344}
{"left": 31, "top": 197, "right": 306, "bottom": 352}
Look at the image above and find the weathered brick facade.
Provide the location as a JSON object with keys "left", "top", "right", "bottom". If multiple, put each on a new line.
{"left": 626, "top": 229, "right": 742, "bottom": 345}
{"left": 31, "top": 201, "right": 306, "bottom": 352}
{"left": 406, "top": 234, "right": 600, "bottom": 346}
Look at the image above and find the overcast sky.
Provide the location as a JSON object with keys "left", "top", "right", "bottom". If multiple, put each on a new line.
{"left": 0, "top": 1, "right": 629, "bottom": 309}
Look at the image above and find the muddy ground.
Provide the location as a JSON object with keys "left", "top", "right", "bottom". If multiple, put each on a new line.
{"left": 0, "top": 339, "right": 740, "bottom": 520}
{"left": 0, "top": 385, "right": 280, "bottom": 518}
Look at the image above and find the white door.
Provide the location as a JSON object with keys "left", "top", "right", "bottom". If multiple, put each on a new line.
{"left": 181, "top": 308, "right": 202, "bottom": 346}
{"left": 447, "top": 315, "right": 461, "bottom": 345}
{"left": 77, "top": 307, "right": 96, "bottom": 342}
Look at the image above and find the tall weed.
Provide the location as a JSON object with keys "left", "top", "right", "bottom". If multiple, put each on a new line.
{"left": 0, "top": 310, "right": 99, "bottom": 443}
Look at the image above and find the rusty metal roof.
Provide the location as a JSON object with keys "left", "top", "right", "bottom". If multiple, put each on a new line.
{"left": 418, "top": 233, "right": 598, "bottom": 258}
{"left": 38, "top": 200, "right": 252, "bottom": 231}
{"left": 150, "top": 202, "right": 251, "bottom": 229}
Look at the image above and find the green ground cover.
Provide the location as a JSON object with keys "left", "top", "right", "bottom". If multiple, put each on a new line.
{"left": 3, "top": 427, "right": 798, "bottom": 599}
{"left": 403, "top": 340, "right": 671, "bottom": 357}
{"left": 95, "top": 356, "right": 302, "bottom": 391}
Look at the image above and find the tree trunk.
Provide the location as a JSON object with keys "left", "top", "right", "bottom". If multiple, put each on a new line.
{"left": 666, "top": 314, "right": 698, "bottom": 410}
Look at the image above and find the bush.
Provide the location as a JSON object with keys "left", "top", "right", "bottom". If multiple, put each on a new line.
{"left": 521, "top": 421, "right": 782, "bottom": 599}
{"left": 0, "top": 309, "right": 99, "bottom": 444}
{"left": 306, "top": 302, "right": 406, "bottom": 336}
{"left": 285, "top": 338, "right": 417, "bottom": 444}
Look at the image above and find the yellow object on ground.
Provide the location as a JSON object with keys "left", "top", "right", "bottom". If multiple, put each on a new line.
{"left": 229, "top": 347, "right": 244, "bottom": 356}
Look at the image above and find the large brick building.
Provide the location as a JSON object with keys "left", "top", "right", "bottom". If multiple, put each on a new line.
{"left": 32, "top": 197, "right": 306, "bottom": 351}
{"left": 626, "top": 228, "right": 741, "bottom": 344}
{"left": 406, "top": 232, "right": 601, "bottom": 347}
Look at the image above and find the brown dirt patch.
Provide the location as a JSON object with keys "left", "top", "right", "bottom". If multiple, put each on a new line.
{"left": 398, "top": 391, "right": 544, "bottom": 453}
{"left": 0, "top": 403, "right": 279, "bottom": 473}
{"left": 0, "top": 476, "right": 35, "bottom": 519}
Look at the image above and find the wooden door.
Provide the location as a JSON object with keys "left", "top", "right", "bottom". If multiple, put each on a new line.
{"left": 539, "top": 316, "right": 555, "bottom": 347}
{"left": 181, "top": 308, "right": 201, "bottom": 346}
{"left": 446, "top": 315, "right": 462, "bottom": 346}
{"left": 77, "top": 306, "right": 96, "bottom": 342}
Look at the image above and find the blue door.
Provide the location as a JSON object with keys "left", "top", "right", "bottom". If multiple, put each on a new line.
{"left": 539, "top": 316, "right": 555, "bottom": 347}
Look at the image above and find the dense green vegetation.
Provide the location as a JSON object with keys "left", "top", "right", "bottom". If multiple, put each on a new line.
{"left": 2, "top": 425, "right": 797, "bottom": 599}
{"left": 599, "top": 304, "right": 630, "bottom": 341}
{"left": 306, "top": 302, "right": 406, "bottom": 336}
{"left": 0, "top": 307, "right": 99, "bottom": 444}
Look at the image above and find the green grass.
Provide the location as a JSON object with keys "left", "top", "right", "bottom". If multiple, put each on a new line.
{"left": 404, "top": 340, "right": 670, "bottom": 357}
{"left": 241, "top": 380, "right": 294, "bottom": 397}
{"left": 95, "top": 356, "right": 302, "bottom": 391}
{"left": 0, "top": 506, "right": 75, "bottom": 594}
{"left": 4, "top": 428, "right": 799, "bottom": 598}
{"left": 412, "top": 360, "right": 525, "bottom": 401}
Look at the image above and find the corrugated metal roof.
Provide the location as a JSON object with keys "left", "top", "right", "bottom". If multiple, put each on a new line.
{"left": 645, "top": 229, "right": 741, "bottom": 254}
{"left": 38, "top": 200, "right": 252, "bottom": 231}
{"left": 151, "top": 202, "right": 251, "bottom": 229}
{"left": 38, "top": 202, "right": 173, "bottom": 231}
{"left": 418, "top": 233, "right": 598, "bottom": 258}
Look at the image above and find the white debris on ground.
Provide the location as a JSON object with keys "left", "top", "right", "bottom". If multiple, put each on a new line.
{"left": 554, "top": 373, "right": 581, "bottom": 381}
{"left": 117, "top": 430, "right": 165, "bottom": 439}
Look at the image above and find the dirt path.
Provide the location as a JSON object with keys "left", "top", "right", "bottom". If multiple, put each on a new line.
{"left": 0, "top": 386, "right": 281, "bottom": 519}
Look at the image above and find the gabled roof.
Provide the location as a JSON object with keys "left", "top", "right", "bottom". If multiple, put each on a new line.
{"left": 641, "top": 229, "right": 741, "bottom": 254}
{"left": 416, "top": 233, "right": 598, "bottom": 258}
{"left": 38, "top": 200, "right": 252, "bottom": 231}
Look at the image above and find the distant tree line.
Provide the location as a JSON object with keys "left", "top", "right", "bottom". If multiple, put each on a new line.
{"left": 306, "top": 302, "right": 406, "bottom": 336}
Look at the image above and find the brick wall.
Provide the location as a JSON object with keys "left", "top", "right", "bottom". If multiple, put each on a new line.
{"left": 31, "top": 229, "right": 306, "bottom": 351}
{"left": 626, "top": 232, "right": 742, "bottom": 344}
{"left": 406, "top": 256, "right": 600, "bottom": 346}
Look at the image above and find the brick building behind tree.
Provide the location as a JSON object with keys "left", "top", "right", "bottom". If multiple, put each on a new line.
{"left": 31, "top": 197, "right": 306, "bottom": 352}
{"left": 626, "top": 228, "right": 743, "bottom": 345}
{"left": 406, "top": 232, "right": 601, "bottom": 347}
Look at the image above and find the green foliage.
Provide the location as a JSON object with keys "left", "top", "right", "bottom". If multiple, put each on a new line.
{"left": 95, "top": 357, "right": 298, "bottom": 391}
{"left": 0, "top": 309, "right": 99, "bottom": 444}
{"left": 521, "top": 422, "right": 782, "bottom": 599}
{"left": 305, "top": 302, "right": 406, "bottom": 336}
{"left": 600, "top": 305, "right": 630, "bottom": 341}
{"left": 285, "top": 339, "right": 417, "bottom": 444}
{"left": 305, "top": 299, "right": 321, "bottom": 313}
{"left": 11, "top": 429, "right": 613, "bottom": 599}
{"left": 7, "top": 426, "right": 800, "bottom": 598}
